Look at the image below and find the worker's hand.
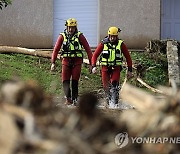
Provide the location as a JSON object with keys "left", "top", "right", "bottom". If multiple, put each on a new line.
{"left": 89, "top": 65, "right": 92, "bottom": 73}
{"left": 127, "top": 71, "right": 133, "bottom": 79}
{"left": 92, "top": 67, "right": 97, "bottom": 74}
{"left": 50, "top": 63, "right": 55, "bottom": 71}
{"left": 60, "top": 55, "right": 63, "bottom": 61}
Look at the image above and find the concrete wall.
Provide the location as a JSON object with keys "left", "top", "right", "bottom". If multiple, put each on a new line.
{"left": 0, "top": 0, "right": 160, "bottom": 49}
{"left": 0, "top": 0, "right": 53, "bottom": 48}
{"left": 99, "top": 0, "right": 161, "bottom": 49}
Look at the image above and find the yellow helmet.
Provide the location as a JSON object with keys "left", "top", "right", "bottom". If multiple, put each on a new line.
{"left": 108, "top": 27, "right": 121, "bottom": 35}
{"left": 65, "top": 18, "right": 77, "bottom": 27}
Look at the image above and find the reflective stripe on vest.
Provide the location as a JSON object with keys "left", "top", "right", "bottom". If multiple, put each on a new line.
{"left": 61, "top": 31, "right": 83, "bottom": 58}
{"left": 100, "top": 40, "right": 123, "bottom": 66}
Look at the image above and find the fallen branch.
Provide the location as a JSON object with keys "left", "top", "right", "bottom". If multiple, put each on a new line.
{"left": 137, "top": 77, "right": 163, "bottom": 94}
{"left": 146, "top": 66, "right": 156, "bottom": 71}
{"left": 120, "top": 71, "right": 163, "bottom": 94}
{"left": 120, "top": 77, "right": 127, "bottom": 92}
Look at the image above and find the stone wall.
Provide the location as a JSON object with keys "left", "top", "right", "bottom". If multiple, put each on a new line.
{"left": 166, "top": 41, "right": 180, "bottom": 86}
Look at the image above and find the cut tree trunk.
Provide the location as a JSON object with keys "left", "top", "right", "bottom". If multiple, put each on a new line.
{"left": 0, "top": 46, "right": 59, "bottom": 59}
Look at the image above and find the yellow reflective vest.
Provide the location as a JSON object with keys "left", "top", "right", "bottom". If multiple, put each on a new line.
{"left": 61, "top": 31, "right": 83, "bottom": 58}
{"left": 100, "top": 39, "right": 123, "bottom": 66}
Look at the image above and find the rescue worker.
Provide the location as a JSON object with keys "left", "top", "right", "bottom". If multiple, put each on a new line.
{"left": 51, "top": 18, "right": 92, "bottom": 105}
{"left": 91, "top": 27, "right": 132, "bottom": 109}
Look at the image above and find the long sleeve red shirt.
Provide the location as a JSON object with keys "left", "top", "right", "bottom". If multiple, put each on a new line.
{"left": 92, "top": 42, "right": 132, "bottom": 72}
{"left": 51, "top": 33, "right": 92, "bottom": 65}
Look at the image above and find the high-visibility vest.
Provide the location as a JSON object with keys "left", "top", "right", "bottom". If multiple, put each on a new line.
{"left": 100, "top": 39, "right": 123, "bottom": 66}
{"left": 61, "top": 31, "right": 83, "bottom": 58}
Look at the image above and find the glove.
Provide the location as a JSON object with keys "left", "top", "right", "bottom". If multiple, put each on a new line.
{"left": 50, "top": 63, "right": 55, "bottom": 71}
{"left": 89, "top": 65, "right": 92, "bottom": 73}
{"left": 92, "top": 67, "right": 97, "bottom": 74}
{"left": 127, "top": 71, "right": 133, "bottom": 79}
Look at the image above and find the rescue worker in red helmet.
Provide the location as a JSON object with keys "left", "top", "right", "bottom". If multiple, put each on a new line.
{"left": 92, "top": 26, "right": 132, "bottom": 109}
{"left": 51, "top": 18, "right": 92, "bottom": 105}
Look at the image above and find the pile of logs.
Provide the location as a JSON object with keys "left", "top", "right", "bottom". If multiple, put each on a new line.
{"left": 0, "top": 78, "right": 179, "bottom": 154}
{"left": 0, "top": 79, "right": 122, "bottom": 154}
{"left": 145, "top": 39, "right": 180, "bottom": 54}
{"left": 120, "top": 83, "right": 180, "bottom": 154}
{"left": 145, "top": 39, "right": 167, "bottom": 53}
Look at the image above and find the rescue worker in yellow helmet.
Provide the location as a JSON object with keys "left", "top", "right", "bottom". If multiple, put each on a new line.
{"left": 92, "top": 26, "right": 132, "bottom": 109}
{"left": 51, "top": 18, "right": 92, "bottom": 105}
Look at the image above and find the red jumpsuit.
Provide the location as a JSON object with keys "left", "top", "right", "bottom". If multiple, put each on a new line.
{"left": 51, "top": 32, "right": 92, "bottom": 102}
{"left": 92, "top": 41, "right": 132, "bottom": 91}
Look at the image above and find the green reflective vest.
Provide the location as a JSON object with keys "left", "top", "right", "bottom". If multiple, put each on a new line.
{"left": 61, "top": 31, "right": 83, "bottom": 58}
{"left": 100, "top": 40, "right": 123, "bottom": 66}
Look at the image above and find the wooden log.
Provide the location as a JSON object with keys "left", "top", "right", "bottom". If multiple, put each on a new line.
{"left": 0, "top": 46, "right": 58, "bottom": 59}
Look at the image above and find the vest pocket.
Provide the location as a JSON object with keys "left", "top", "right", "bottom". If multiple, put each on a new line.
{"left": 63, "top": 42, "right": 68, "bottom": 51}
{"left": 102, "top": 50, "right": 110, "bottom": 59}
{"left": 115, "top": 49, "right": 122, "bottom": 60}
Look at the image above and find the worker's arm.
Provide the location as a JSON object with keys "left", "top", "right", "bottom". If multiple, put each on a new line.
{"left": 51, "top": 34, "right": 64, "bottom": 64}
{"left": 121, "top": 42, "right": 132, "bottom": 72}
{"left": 121, "top": 42, "right": 133, "bottom": 79}
{"left": 79, "top": 34, "right": 92, "bottom": 65}
{"left": 91, "top": 43, "right": 104, "bottom": 67}
{"left": 50, "top": 34, "right": 64, "bottom": 71}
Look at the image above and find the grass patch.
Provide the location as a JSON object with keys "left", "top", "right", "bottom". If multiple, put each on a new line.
{"left": 130, "top": 52, "right": 169, "bottom": 87}
{"left": 0, "top": 52, "right": 169, "bottom": 95}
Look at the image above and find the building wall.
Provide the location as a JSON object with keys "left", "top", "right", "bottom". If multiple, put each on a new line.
{"left": 0, "top": 0, "right": 53, "bottom": 48}
{"left": 0, "top": 0, "right": 160, "bottom": 49}
{"left": 99, "top": 0, "right": 161, "bottom": 48}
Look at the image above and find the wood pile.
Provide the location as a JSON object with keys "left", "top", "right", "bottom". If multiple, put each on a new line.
{"left": 0, "top": 79, "right": 179, "bottom": 154}
{"left": 0, "top": 80, "right": 121, "bottom": 154}
{"left": 145, "top": 39, "right": 167, "bottom": 54}
{"left": 145, "top": 39, "right": 180, "bottom": 54}
{"left": 120, "top": 83, "right": 180, "bottom": 154}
